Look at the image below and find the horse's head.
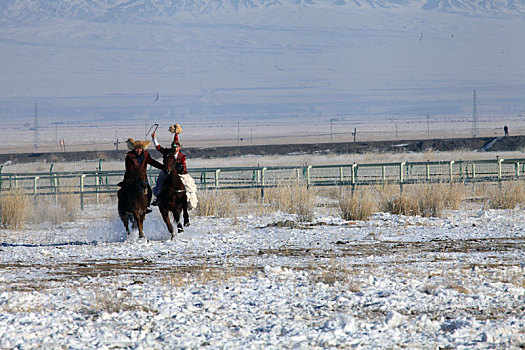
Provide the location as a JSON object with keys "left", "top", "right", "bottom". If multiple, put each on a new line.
{"left": 165, "top": 152, "right": 179, "bottom": 176}
{"left": 132, "top": 168, "right": 149, "bottom": 195}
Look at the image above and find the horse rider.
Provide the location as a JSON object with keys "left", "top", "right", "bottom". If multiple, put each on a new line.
{"left": 151, "top": 124, "right": 198, "bottom": 210}
{"left": 119, "top": 138, "right": 164, "bottom": 213}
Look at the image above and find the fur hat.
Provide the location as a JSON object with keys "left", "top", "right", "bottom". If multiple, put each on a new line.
{"left": 127, "top": 138, "right": 151, "bottom": 150}
{"left": 168, "top": 123, "right": 182, "bottom": 134}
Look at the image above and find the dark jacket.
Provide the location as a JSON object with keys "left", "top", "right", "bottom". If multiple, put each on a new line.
{"left": 121, "top": 149, "right": 164, "bottom": 184}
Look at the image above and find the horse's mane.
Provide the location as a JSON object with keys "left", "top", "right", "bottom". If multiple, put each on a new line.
{"left": 132, "top": 165, "right": 147, "bottom": 180}
{"left": 164, "top": 153, "right": 185, "bottom": 191}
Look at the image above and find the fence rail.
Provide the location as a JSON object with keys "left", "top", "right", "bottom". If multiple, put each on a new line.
{"left": 1, "top": 158, "right": 524, "bottom": 209}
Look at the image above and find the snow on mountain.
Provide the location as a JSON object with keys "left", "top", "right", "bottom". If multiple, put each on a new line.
{"left": 2, "top": 0, "right": 524, "bottom": 25}
{"left": 1, "top": 0, "right": 524, "bottom": 126}
{"left": 422, "top": 0, "right": 525, "bottom": 16}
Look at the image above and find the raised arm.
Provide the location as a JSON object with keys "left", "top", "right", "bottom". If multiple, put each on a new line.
{"left": 145, "top": 152, "right": 164, "bottom": 170}
{"left": 152, "top": 132, "right": 169, "bottom": 154}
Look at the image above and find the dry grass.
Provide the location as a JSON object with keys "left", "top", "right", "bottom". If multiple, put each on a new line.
{"left": 316, "top": 186, "right": 341, "bottom": 201}
{"left": 443, "top": 183, "right": 467, "bottom": 210}
{"left": 307, "top": 258, "right": 361, "bottom": 290}
{"left": 446, "top": 280, "right": 471, "bottom": 294}
{"left": 234, "top": 188, "right": 262, "bottom": 204}
{"left": 487, "top": 181, "right": 525, "bottom": 209}
{"left": 264, "top": 183, "right": 317, "bottom": 221}
{"left": 380, "top": 187, "right": 419, "bottom": 216}
{"left": 195, "top": 190, "right": 238, "bottom": 218}
{"left": 81, "top": 289, "right": 155, "bottom": 315}
{"left": 416, "top": 184, "right": 446, "bottom": 217}
{"left": 338, "top": 187, "right": 378, "bottom": 221}
{"left": 379, "top": 183, "right": 466, "bottom": 217}
{"left": 30, "top": 193, "right": 80, "bottom": 225}
{"left": 59, "top": 193, "right": 80, "bottom": 220}
{"left": 0, "top": 188, "right": 29, "bottom": 229}
{"left": 160, "top": 266, "right": 260, "bottom": 287}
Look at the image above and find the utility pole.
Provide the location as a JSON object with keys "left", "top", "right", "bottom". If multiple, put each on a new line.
{"left": 33, "top": 103, "right": 39, "bottom": 150}
{"left": 472, "top": 89, "right": 477, "bottom": 137}
{"left": 394, "top": 113, "right": 398, "bottom": 139}
{"left": 427, "top": 114, "right": 430, "bottom": 138}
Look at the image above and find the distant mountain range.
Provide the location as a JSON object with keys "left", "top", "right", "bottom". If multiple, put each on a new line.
{"left": 1, "top": 0, "right": 524, "bottom": 125}
{"left": 2, "top": 0, "right": 525, "bottom": 24}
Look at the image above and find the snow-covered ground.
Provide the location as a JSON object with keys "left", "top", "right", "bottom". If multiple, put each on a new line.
{"left": 0, "top": 198, "right": 524, "bottom": 348}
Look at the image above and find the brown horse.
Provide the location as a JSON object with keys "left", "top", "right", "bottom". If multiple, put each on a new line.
{"left": 157, "top": 152, "right": 190, "bottom": 239}
{"left": 117, "top": 167, "right": 150, "bottom": 239}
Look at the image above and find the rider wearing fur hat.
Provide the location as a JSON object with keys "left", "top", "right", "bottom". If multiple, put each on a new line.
{"left": 119, "top": 138, "right": 164, "bottom": 213}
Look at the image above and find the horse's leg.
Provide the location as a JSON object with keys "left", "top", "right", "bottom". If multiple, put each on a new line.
{"left": 118, "top": 194, "right": 130, "bottom": 235}
{"left": 159, "top": 206, "right": 174, "bottom": 239}
{"left": 172, "top": 209, "right": 184, "bottom": 234}
{"left": 134, "top": 211, "right": 145, "bottom": 239}
{"left": 120, "top": 214, "right": 130, "bottom": 235}
{"left": 139, "top": 212, "right": 147, "bottom": 240}
{"left": 182, "top": 199, "right": 190, "bottom": 227}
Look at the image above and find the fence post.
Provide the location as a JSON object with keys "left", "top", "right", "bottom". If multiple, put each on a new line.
{"left": 80, "top": 174, "right": 86, "bottom": 210}
{"left": 214, "top": 169, "right": 221, "bottom": 189}
{"left": 200, "top": 172, "right": 207, "bottom": 189}
{"left": 351, "top": 163, "right": 357, "bottom": 193}
{"left": 516, "top": 162, "right": 520, "bottom": 178}
{"left": 449, "top": 161, "right": 455, "bottom": 183}
{"left": 95, "top": 175, "right": 100, "bottom": 204}
{"left": 306, "top": 166, "right": 311, "bottom": 187}
{"left": 472, "top": 162, "right": 476, "bottom": 178}
{"left": 339, "top": 167, "right": 343, "bottom": 185}
{"left": 382, "top": 165, "right": 386, "bottom": 182}
{"left": 426, "top": 163, "right": 430, "bottom": 181}
{"left": 498, "top": 158, "right": 503, "bottom": 180}
{"left": 54, "top": 174, "right": 59, "bottom": 205}
{"left": 399, "top": 162, "right": 405, "bottom": 192}
{"left": 33, "top": 176, "right": 39, "bottom": 198}
{"left": 261, "top": 167, "right": 266, "bottom": 199}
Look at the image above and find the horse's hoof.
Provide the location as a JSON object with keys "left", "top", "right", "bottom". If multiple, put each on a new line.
{"left": 184, "top": 222, "right": 190, "bottom": 227}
